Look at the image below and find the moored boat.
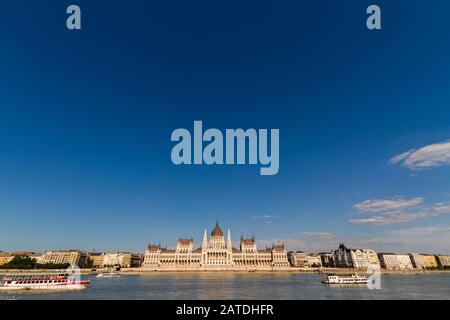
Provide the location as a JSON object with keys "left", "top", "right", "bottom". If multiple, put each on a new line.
{"left": 0, "top": 273, "right": 89, "bottom": 290}
{"left": 96, "top": 271, "right": 120, "bottom": 278}
{"left": 322, "top": 274, "right": 369, "bottom": 285}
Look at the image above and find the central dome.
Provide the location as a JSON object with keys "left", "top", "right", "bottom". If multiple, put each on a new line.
{"left": 211, "top": 220, "right": 223, "bottom": 237}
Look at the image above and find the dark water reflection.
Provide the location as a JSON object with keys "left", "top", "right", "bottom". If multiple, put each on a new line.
{"left": 2, "top": 273, "right": 449, "bottom": 300}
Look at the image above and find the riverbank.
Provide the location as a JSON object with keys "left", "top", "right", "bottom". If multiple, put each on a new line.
{"left": 118, "top": 268, "right": 450, "bottom": 275}
{"left": 1, "top": 268, "right": 449, "bottom": 275}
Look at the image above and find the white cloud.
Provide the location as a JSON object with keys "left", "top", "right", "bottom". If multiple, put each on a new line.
{"left": 353, "top": 198, "right": 423, "bottom": 213}
{"left": 389, "top": 226, "right": 450, "bottom": 237}
{"left": 349, "top": 211, "right": 428, "bottom": 226}
{"left": 389, "top": 141, "right": 450, "bottom": 170}
{"left": 252, "top": 214, "right": 272, "bottom": 219}
{"left": 252, "top": 214, "right": 280, "bottom": 228}
{"left": 264, "top": 221, "right": 281, "bottom": 228}
{"left": 350, "top": 197, "right": 429, "bottom": 226}
{"left": 433, "top": 203, "right": 450, "bottom": 215}
{"left": 302, "top": 232, "right": 336, "bottom": 239}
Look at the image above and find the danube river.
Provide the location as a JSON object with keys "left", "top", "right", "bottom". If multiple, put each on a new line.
{"left": 1, "top": 273, "right": 450, "bottom": 300}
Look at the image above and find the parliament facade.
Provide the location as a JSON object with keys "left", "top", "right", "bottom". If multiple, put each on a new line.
{"left": 142, "top": 221, "right": 290, "bottom": 271}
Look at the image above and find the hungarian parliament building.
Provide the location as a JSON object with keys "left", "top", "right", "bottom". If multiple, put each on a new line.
{"left": 142, "top": 221, "right": 290, "bottom": 271}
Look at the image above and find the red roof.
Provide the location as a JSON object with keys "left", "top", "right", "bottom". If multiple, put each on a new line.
{"left": 11, "top": 251, "right": 35, "bottom": 256}
{"left": 211, "top": 221, "right": 224, "bottom": 237}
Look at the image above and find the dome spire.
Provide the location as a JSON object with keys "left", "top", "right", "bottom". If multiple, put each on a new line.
{"left": 211, "top": 220, "right": 224, "bottom": 237}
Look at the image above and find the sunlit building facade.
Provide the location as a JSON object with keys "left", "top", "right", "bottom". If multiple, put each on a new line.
{"left": 141, "top": 221, "right": 290, "bottom": 271}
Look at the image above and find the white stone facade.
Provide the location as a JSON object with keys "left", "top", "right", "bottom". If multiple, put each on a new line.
{"left": 378, "top": 253, "right": 414, "bottom": 270}
{"left": 141, "top": 222, "right": 290, "bottom": 271}
{"left": 333, "top": 244, "right": 380, "bottom": 270}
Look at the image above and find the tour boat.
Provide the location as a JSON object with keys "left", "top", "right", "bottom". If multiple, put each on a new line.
{"left": 322, "top": 274, "right": 369, "bottom": 285}
{"left": 96, "top": 271, "right": 120, "bottom": 278}
{"left": 0, "top": 273, "right": 89, "bottom": 290}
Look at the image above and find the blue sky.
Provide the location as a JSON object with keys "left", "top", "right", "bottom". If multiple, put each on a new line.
{"left": 1, "top": 0, "right": 450, "bottom": 254}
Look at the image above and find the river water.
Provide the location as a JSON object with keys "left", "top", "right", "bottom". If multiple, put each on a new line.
{"left": 1, "top": 273, "right": 450, "bottom": 300}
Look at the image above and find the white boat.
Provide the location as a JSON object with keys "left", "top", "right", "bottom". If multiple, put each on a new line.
{"left": 0, "top": 273, "right": 89, "bottom": 290}
{"left": 322, "top": 274, "right": 369, "bottom": 285}
{"left": 96, "top": 271, "right": 120, "bottom": 278}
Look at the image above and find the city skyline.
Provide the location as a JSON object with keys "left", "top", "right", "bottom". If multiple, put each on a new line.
{"left": 1, "top": 219, "right": 449, "bottom": 255}
{"left": 1, "top": 0, "right": 450, "bottom": 254}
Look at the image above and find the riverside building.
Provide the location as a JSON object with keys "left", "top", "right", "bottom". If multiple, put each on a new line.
{"left": 288, "top": 251, "right": 322, "bottom": 268}
{"left": 435, "top": 255, "right": 450, "bottom": 269}
{"left": 409, "top": 253, "right": 438, "bottom": 269}
{"left": 0, "top": 252, "right": 13, "bottom": 266}
{"left": 141, "top": 221, "right": 290, "bottom": 271}
{"left": 40, "top": 250, "right": 87, "bottom": 267}
{"left": 101, "top": 252, "right": 142, "bottom": 268}
{"left": 378, "top": 253, "right": 414, "bottom": 270}
{"left": 332, "top": 244, "right": 380, "bottom": 270}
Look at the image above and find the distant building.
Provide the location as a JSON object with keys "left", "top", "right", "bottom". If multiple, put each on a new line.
{"left": 352, "top": 249, "right": 380, "bottom": 269}
{"left": 410, "top": 253, "right": 438, "bottom": 269}
{"left": 306, "top": 254, "right": 322, "bottom": 268}
{"left": 142, "top": 221, "right": 290, "bottom": 271}
{"left": 287, "top": 252, "right": 321, "bottom": 267}
{"left": 422, "top": 255, "right": 438, "bottom": 269}
{"left": 0, "top": 252, "right": 13, "bottom": 266}
{"left": 102, "top": 252, "right": 142, "bottom": 268}
{"left": 333, "top": 244, "right": 354, "bottom": 268}
{"left": 0, "top": 251, "right": 43, "bottom": 265}
{"left": 30, "top": 253, "right": 43, "bottom": 264}
{"left": 288, "top": 251, "right": 307, "bottom": 267}
{"left": 435, "top": 255, "right": 450, "bottom": 269}
{"left": 319, "top": 252, "right": 334, "bottom": 267}
{"left": 378, "top": 253, "right": 413, "bottom": 270}
{"left": 88, "top": 252, "right": 105, "bottom": 268}
{"left": 409, "top": 253, "right": 426, "bottom": 269}
{"left": 40, "top": 250, "right": 87, "bottom": 267}
{"left": 332, "top": 244, "right": 380, "bottom": 269}
{"left": 10, "top": 251, "right": 35, "bottom": 256}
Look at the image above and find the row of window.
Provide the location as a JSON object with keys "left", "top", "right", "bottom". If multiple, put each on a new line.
{"left": 10, "top": 280, "right": 67, "bottom": 284}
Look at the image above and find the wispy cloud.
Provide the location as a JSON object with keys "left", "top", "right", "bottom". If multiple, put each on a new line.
{"left": 252, "top": 214, "right": 280, "bottom": 228}
{"left": 353, "top": 198, "right": 423, "bottom": 213}
{"left": 263, "top": 220, "right": 281, "bottom": 228}
{"left": 433, "top": 203, "right": 450, "bottom": 215}
{"left": 349, "top": 211, "right": 428, "bottom": 226}
{"left": 302, "top": 232, "right": 336, "bottom": 239}
{"left": 389, "top": 226, "right": 450, "bottom": 237}
{"left": 350, "top": 197, "right": 428, "bottom": 226}
{"left": 252, "top": 214, "right": 272, "bottom": 219}
{"left": 350, "top": 196, "right": 450, "bottom": 226}
{"left": 389, "top": 141, "right": 450, "bottom": 170}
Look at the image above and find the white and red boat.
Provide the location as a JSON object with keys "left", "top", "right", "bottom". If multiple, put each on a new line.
{"left": 0, "top": 273, "right": 89, "bottom": 290}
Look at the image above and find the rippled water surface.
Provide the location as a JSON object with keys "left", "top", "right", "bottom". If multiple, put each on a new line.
{"left": 2, "top": 273, "right": 450, "bottom": 300}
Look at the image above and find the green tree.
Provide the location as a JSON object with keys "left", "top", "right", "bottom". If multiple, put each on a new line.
{"left": 0, "top": 256, "right": 36, "bottom": 269}
{"left": 83, "top": 257, "right": 94, "bottom": 269}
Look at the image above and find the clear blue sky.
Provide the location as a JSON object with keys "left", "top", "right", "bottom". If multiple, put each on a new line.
{"left": 1, "top": 0, "right": 450, "bottom": 254}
